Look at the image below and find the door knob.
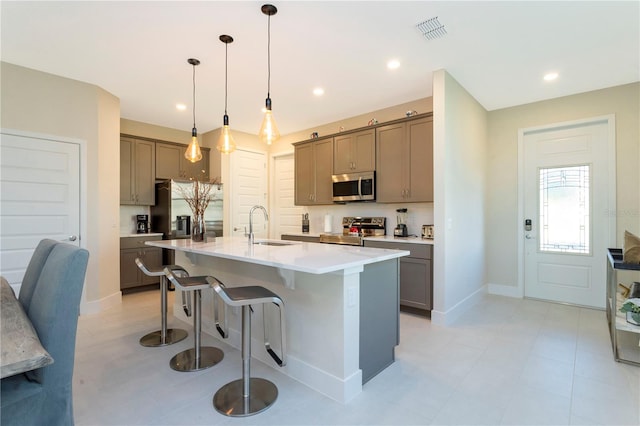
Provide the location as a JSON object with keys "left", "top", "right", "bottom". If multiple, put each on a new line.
{"left": 525, "top": 234, "right": 533, "bottom": 239}
{"left": 66, "top": 235, "right": 78, "bottom": 242}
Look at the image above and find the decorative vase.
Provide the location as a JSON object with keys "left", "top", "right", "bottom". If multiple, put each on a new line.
{"left": 191, "top": 213, "right": 205, "bottom": 242}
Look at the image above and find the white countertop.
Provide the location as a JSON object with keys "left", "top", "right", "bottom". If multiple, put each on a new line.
{"left": 147, "top": 237, "right": 409, "bottom": 275}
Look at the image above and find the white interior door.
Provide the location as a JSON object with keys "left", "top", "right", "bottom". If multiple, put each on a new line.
{"left": 0, "top": 131, "right": 81, "bottom": 290}
{"left": 272, "top": 154, "right": 303, "bottom": 238}
{"left": 229, "top": 149, "right": 267, "bottom": 238}
{"left": 523, "top": 119, "right": 611, "bottom": 308}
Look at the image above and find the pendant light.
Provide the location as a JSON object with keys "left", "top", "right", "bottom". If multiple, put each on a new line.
{"left": 258, "top": 4, "right": 280, "bottom": 145}
{"left": 216, "top": 35, "right": 236, "bottom": 154}
{"left": 185, "top": 58, "right": 203, "bottom": 163}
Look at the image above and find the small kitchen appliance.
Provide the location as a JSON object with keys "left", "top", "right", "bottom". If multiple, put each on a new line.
{"left": 136, "top": 215, "right": 149, "bottom": 234}
{"left": 331, "top": 171, "right": 375, "bottom": 202}
{"left": 394, "top": 209, "right": 408, "bottom": 237}
{"left": 422, "top": 224, "right": 434, "bottom": 240}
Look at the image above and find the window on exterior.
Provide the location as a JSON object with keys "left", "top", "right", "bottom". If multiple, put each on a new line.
{"left": 539, "top": 165, "right": 590, "bottom": 254}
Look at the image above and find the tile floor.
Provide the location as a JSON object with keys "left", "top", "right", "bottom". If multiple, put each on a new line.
{"left": 73, "top": 291, "right": 639, "bottom": 425}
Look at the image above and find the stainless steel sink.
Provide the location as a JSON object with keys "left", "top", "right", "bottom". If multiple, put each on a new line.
{"left": 253, "top": 241, "right": 295, "bottom": 246}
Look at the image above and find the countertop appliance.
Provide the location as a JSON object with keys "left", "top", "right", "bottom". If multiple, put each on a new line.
{"left": 394, "top": 208, "right": 408, "bottom": 237}
{"left": 319, "top": 216, "right": 385, "bottom": 246}
{"left": 332, "top": 171, "right": 375, "bottom": 202}
{"left": 422, "top": 225, "right": 434, "bottom": 240}
{"left": 136, "top": 214, "right": 149, "bottom": 234}
{"left": 150, "top": 180, "right": 223, "bottom": 240}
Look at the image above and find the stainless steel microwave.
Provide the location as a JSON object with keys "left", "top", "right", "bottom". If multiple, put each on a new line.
{"left": 332, "top": 171, "right": 375, "bottom": 202}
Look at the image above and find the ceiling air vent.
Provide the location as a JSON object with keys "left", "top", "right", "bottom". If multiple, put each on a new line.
{"left": 416, "top": 17, "right": 447, "bottom": 40}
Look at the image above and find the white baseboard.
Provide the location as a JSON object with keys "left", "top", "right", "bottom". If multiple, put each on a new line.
{"left": 80, "top": 290, "right": 122, "bottom": 315}
{"left": 431, "top": 285, "right": 487, "bottom": 326}
{"left": 487, "top": 282, "right": 523, "bottom": 298}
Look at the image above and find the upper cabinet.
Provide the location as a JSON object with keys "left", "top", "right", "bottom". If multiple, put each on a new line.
{"left": 156, "top": 141, "right": 210, "bottom": 181}
{"left": 120, "top": 137, "right": 156, "bottom": 205}
{"left": 376, "top": 117, "right": 433, "bottom": 203}
{"left": 294, "top": 138, "right": 333, "bottom": 205}
{"left": 333, "top": 129, "right": 375, "bottom": 174}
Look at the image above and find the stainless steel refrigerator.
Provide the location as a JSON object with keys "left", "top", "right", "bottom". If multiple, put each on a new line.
{"left": 150, "top": 179, "right": 223, "bottom": 240}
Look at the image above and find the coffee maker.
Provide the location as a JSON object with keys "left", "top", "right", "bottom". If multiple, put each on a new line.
{"left": 136, "top": 214, "right": 149, "bottom": 234}
{"left": 394, "top": 208, "right": 408, "bottom": 237}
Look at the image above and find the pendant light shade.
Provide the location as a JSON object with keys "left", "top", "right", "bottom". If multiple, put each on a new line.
{"left": 217, "top": 35, "right": 236, "bottom": 154}
{"left": 185, "top": 58, "right": 203, "bottom": 163}
{"left": 259, "top": 4, "right": 280, "bottom": 145}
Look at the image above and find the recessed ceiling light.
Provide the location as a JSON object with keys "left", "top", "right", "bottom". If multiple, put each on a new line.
{"left": 313, "top": 87, "right": 325, "bottom": 96}
{"left": 387, "top": 59, "right": 400, "bottom": 70}
{"left": 176, "top": 103, "right": 187, "bottom": 111}
{"left": 544, "top": 72, "right": 559, "bottom": 81}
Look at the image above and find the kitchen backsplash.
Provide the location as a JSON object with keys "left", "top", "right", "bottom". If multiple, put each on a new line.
{"left": 120, "top": 205, "right": 149, "bottom": 235}
{"left": 301, "top": 203, "right": 434, "bottom": 237}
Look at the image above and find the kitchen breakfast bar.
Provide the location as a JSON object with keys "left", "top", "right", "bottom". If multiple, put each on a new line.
{"left": 146, "top": 238, "right": 409, "bottom": 403}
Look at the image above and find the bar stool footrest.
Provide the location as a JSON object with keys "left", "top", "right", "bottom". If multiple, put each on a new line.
{"left": 213, "top": 378, "right": 278, "bottom": 417}
{"left": 170, "top": 347, "right": 223, "bottom": 372}
{"left": 139, "top": 328, "right": 188, "bottom": 347}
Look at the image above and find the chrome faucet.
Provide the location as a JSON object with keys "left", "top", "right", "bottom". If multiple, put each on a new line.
{"left": 248, "top": 205, "right": 269, "bottom": 244}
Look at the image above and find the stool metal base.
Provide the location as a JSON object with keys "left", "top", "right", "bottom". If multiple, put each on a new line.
{"left": 213, "top": 378, "right": 278, "bottom": 417}
{"left": 170, "top": 347, "right": 224, "bottom": 372}
{"left": 139, "top": 328, "right": 188, "bottom": 347}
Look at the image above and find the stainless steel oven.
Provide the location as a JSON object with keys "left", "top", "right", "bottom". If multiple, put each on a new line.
{"left": 332, "top": 171, "right": 375, "bottom": 202}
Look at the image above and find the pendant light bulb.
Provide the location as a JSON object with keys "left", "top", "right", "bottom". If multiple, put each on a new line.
{"left": 217, "top": 114, "right": 236, "bottom": 154}
{"left": 185, "top": 58, "right": 203, "bottom": 163}
{"left": 186, "top": 128, "right": 203, "bottom": 162}
{"left": 259, "top": 99, "right": 280, "bottom": 145}
{"left": 217, "top": 35, "right": 236, "bottom": 154}
{"left": 259, "top": 4, "right": 280, "bottom": 145}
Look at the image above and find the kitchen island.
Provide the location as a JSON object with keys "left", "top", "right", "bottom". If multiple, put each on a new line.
{"left": 146, "top": 237, "right": 409, "bottom": 403}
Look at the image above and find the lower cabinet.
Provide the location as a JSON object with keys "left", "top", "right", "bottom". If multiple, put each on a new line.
{"left": 120, "top": 235, "right": 162, "bottom": 291}
{"left": 281, "top": 234, "right": 321, "bottom": 243}
{"left": 363, "top": 240, "right": 433, "bottom": 312}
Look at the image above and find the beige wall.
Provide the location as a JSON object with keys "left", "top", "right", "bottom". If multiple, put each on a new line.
{"left": 486, "top": 82, "right": 640, "bottom": 290}
{"left": 432, "top": 70, "right": 488, "bottom": 324}
{"left": 1, "top": 61, "right": 121, "bottom": 308}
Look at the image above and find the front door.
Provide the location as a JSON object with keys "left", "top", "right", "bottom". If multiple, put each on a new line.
{"left": 0, "top": 131, "right": 81, "bottom": 291}
{"left": 522, "top": 118, "right": 613, "bottom": 308}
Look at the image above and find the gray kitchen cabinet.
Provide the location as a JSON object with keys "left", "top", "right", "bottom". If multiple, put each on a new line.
{"left": 376, "top": 117, "right": 433, "bottom": 203}
{"left": 120, "top": 235, "right": 163, "bottom": 291}
{"left": 333, "top": 128, "right": 375, "bottom": 174}
{"left": 363, "top": 240, "right": 433, "bottom": 312}
{"left": 156, "top": 141, "right": 210, "bottom": 181}
{"left": 120, "top": 137, "right": 156, "bottom": 205}
{"left": 294, "top": 137, "right": 333, "bottom": 205}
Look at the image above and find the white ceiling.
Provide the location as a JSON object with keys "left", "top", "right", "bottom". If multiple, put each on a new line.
{"left": 2, "top": 1, "right": 638, "bottom": 136}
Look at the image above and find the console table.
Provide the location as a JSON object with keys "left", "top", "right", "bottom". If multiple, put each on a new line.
{"left": 606, "top": 249, "right": 640, "bottom": 365}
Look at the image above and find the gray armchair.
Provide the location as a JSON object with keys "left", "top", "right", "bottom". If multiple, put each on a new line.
{"left": 18, "top": 238, "right": 58, "bottom": 311}
{"left": 1, "top": 242, "right": 89, "bottom": 426}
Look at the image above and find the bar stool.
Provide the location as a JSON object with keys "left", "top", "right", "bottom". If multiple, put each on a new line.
{"left": 164, "top": 269, "right": 224, "bottom": 372}
{"left": 206, "top": 276, "right": 286, "bottom": 417}
{"left": 134, "top": 258, "right": 188, "bottom": 347}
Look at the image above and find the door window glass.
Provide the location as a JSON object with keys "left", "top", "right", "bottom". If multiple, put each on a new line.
{"left": 539, "top": 165, "right": 590, "bottom": 254}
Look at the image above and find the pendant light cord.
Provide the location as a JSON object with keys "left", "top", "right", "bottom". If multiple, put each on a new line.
{"left": 267, "top": 13, "right": 271, "bottom": 98}
{"left": 224, "top": 42, "right": 228, "bottom": 115}
{"left": 192, "top": 63, "right": 197, "bottom": 130}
